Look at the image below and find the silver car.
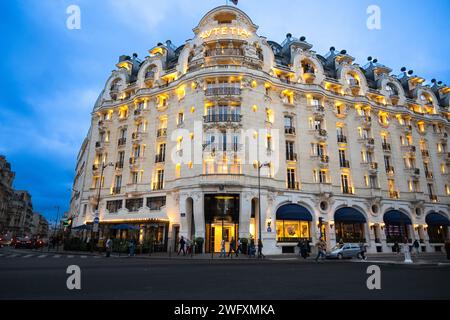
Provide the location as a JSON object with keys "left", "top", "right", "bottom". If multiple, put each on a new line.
{"left": 326, "top": 243, "right": 364, "bottom": 260}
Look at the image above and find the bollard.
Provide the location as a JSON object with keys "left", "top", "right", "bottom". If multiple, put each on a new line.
{"left": 403, "top": 244, "right": 413, "bottom": 264}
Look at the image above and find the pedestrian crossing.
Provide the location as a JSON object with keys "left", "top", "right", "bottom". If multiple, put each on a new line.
{"left": 0, "top": 252, "right": 103, "bottom": 259}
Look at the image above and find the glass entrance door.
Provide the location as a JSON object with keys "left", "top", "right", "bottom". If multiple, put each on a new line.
{"left": 212, "top": 223, "right": 235, "bottom": 252}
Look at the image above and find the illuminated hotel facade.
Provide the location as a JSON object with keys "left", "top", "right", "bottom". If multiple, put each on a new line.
{"left": 69, "top": 6, "right": 450, "bottom": 254}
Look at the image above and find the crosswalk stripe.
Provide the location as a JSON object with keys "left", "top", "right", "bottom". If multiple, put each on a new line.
{"left": 7, "top": 254, "right": 19, "bottom": 258}
{"left": 23, "top": 254, "right": 34, "bottom": 258}
{"left": 80, "top": 255, "right": 87, "bottom": 259}
{"left": 67, "top": 255, "right": 74, "bottom": 258}
{"left": 37, "top": 254, "right": 47, "bottom": 258}
{"left": 53, "top": 255, "right": 61, "bottom": 258}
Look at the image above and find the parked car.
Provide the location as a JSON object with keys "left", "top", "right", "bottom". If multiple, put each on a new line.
{"left": 326, "top": 243, "right": 364, "bottom": 260}
{"left": 0, "top": 235, "right": 12, "bottom": 247}
{"left": 33, "top": 238, "right": 46, "bottom": 249}
{"left": 14, "top": 237, "right": 33, "bottom": 249}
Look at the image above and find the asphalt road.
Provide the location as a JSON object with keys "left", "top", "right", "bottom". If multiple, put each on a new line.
{"left": 1, "top": 252, "right": 450, "bottom": 300}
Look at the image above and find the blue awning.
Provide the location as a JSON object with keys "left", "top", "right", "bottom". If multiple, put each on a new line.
{"left": 110, "top": 224, "right": 140, "bottom": 230}
{"left": 276, "top": 204, "right": 313, "bottom": 221}
{"left": 334, "top": 207, "right": 366, "bottom": 223}
{"left": 383, "top": 210, "right": 412, "bottom": 225}
{"left": 426, "top": 213, "right": 450, "bottom": 226}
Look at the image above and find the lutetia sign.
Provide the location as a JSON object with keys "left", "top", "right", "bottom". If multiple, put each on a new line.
{"left": 199, "top": 27, "right": 252, "bottom": 39}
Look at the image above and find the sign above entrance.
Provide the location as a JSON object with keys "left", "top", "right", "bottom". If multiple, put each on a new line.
{"left": 199, "top": 27, "right": 252, "bottom": 40}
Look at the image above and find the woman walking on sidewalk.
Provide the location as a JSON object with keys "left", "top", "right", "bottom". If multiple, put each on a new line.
{"left": 257, "top": 239, "right": 265, "bottom": 259}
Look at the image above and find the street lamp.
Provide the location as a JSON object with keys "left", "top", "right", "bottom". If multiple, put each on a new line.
{"left": 254, "top": 131, "right": 270, "bottom": 257}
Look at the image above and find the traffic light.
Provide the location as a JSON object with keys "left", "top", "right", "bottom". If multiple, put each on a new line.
{"left": 63, "top": 218, "right": 72, "bottom": 228}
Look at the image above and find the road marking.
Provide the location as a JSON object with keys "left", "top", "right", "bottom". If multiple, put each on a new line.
{"left": 53, "top": 255, "right": 61, "bottom": 258}
{"left": 93, "top": 256, "right": 101, "bottom": 258}
{"left": 7, "top": 254, "right": 19, "bottom": 258}
{"left": 37, "top": 254, "right": 47, "bottom": 258}
{"left": 0, "top": 254, "right": 4, "bottom": 257}
{"left": 80, "top": 255, "right": 87, "bottom": 259}
{"left": 23, "top": 254, "right": 34, "bottom": 258}
{"left": 270, "top": 258, "right": 298, "bottom": 261}
{"left": 67, "top": 255, "right": 74, "bottom": 258}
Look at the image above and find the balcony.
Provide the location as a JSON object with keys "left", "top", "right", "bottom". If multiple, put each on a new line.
{"left": 401, "top": 145, "right": 416, "bottom": 153}
{"left": 129, "top": 157, "right": 145, "bottom": 167}
{"left": 205, "top": 86, "right": 241, "bottom": 96}
{"left": 285, "top": 126, "right": 296, "bottom": 135}
{"left": 314, "top": 129, "right": 328, "bottom": 141}
{"left": 205, "top": 48, "right": 244, "bottom": 57}
{"left": 95, "top": 141, "right": 108, "bottom": 150}
{"left": 429, "top": 195, "right": 438, "bottom": 202}
{"left": 399, "top": 123, "right": 413, "bottom": 132}
{"left": 115, "top": 161, "right": 124, "bottom": 170}
{"left": 385, "top": 166, "right": 395, "bottom": 175}
{"left": 313, "top": 105, "right": 325, "bottom": 118}
{"left": 319, "top": 155, "right": 329, "bottom": 167}
{"left": 362, "top": 162, "right": 378, "bottom": 173}
{"left": 152, "top": 181, "right": 164, "bottom": 191}
{"left": 111, "top": 187, "right": 121, "bottom": 195}
{"left": 405, "top": 167, "right": 420, "bottom": 177}
{"left": 132, "top": 131, "right": 148, "bottom": 141}
{"left": 287, "top": 181, "right": 300, "bottom": 190}
{"left": 382, "top": 143, "right": 391, "bottom": 152}
{"left": 340, "top": 160, "right": 350, "bottom": 168}
{"left": 421, "top": 150, "right": 429, "bottom": 158}
{"left": 203, "top": 114, "right": 242, "bottom": 123}
{"left": 425, "top": 170, "right": 433, "bottom": 180}
{"left": 286, "top": 153, "right": 297, "bottom": 162}
{"left": 337, "top": 135, "right": 347, "bottom": 144}
{"left": 155, "top": 154, "right": 165, "bottom": 163}
{"left": 117, "top": 138, "right": 126, "bottom": 147}
{"left": 157, "top": 128, "right": 167, "bottom": 138}
{"left": 389, "top": 191, "right": 400, "bottom": 199}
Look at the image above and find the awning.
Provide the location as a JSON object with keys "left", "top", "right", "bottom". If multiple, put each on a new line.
{"left": 426, "top": 213, "right": 450, "bottom": 226}
{"left": 72, "top": 224, "right": 92, "bottom": 230}
{"left": 383, "top": 210, "right": 412, "bottom": 225}
{"left": 334, "top": 207, "right": 366, "bottom": 223}
{"left": 276, "top": 204, "right": 313, "bottom": 221}
{"left": 109, "top": 224, "right": 141, "bottom": 230}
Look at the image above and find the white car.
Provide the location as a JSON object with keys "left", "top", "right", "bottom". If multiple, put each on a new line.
{"left": 326, "top": 243, "right": 364, "bottom": 260}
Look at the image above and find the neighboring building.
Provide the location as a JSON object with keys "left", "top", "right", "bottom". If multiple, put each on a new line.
{"left": 6, "top": 191, "right": 34, "bottom": 236}
{"left": 0, "top": 156, "right": 15, "bottom": 232}
{"left": 31, "top": 212, "right": 49, "bottom": 238}
{"left": 70, "top": 6, "right": 450, "bottom": 254}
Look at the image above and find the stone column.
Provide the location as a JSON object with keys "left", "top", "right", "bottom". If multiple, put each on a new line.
{"left": 178, "top": 193, "right": 189, "bottom": 239}
{"left": 239, "top": 192, "right": 252, "bottom": 239}
{"left": 192, "top": 193, "right": 205, "bottom": 239}
{"left": 423, "top": 226, "right": 431, "bottom": 252}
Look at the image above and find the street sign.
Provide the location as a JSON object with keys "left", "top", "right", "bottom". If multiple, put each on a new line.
{"left": 93, "top": 217, "right": 100, "bottom": 233}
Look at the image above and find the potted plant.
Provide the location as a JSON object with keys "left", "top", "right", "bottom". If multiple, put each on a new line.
{"left": 195, "top": 237, "right": 204, "bottom": 254}
{"left": 241, "top": 238, "right": 249, "bottom": 254}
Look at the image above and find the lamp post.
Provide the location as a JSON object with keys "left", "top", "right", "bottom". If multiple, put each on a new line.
{"left": 255, "top": 131, "right": 270, "bottom": 257}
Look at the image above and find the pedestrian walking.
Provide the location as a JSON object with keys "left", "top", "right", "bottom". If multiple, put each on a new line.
{"left": 257, "top": 239, "right": 265, "bottom": 259}
{"left": 128, "top": 237, "right": 136, "bottom": 256}
{"left": 315, "top": 238, "right": 326, "bottom": 262}
{"left": 300, "top": 239, "right": 308, "bottom": 259}
{"left": 393, "top": 241, "right": 400, "bottom": 254}
{"left": 177, "top": 236, "right": 186, "bottom": 256}
{"left": 413, "top": 239, "right": 420, "bottom": 255}
{"left": 236, "top": 238, "right": 242, "bottom": 254}
{"left": 228, "top": 237, "right": 238, "bottom": 257}
{"left": 185, "top": 238, "right": 191, "bottom": 255}
{"left": 105, "top": 237, "right": 112, "bottom": 258}
{"left": 359, "top": 242, "right": 367, "bottom": 260}
{"left": 219, "top": 238, "right": 226, "bottom": 258}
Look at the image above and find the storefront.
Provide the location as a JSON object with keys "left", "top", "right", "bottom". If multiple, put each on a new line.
{"left": 383, "top": 210, "right": 412, "bottom": 244}
{"left": 275, "top": 203, "right": 312, "bottom": 244}
{"left": 334, "top": 207, "right": 366, "bottom": 243}
{"left": 426, "top": 212, "right": 450, "bottom": 244}
{"left": 204, "top": 194, "right": 240, "bottom": 253}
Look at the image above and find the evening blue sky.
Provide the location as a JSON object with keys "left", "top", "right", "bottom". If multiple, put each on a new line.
{"left": 0, "top": 0, "right": 449, "bottom": 223}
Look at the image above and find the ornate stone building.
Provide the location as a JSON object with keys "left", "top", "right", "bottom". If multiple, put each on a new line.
{"left": 0, "top": 156, "right": 15, "bottom": 232}
{"left": 69, "top": 6, "right": 450, "bottom": 254}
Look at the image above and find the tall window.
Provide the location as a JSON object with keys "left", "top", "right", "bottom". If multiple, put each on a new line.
{"left": 178, "top": 112, "right": 184, "bottom": 125}
{"left": 286, "top": 141, "right": 295, "bottom": 161}
{"left": 339, "top": 149, "right": 348, "bottom": 167}
{"left": 114, "top": 175, "right": 122, "bottom": 190}
{"left": 284, "top": 116, "right": 293, "bottom": 128}
{"left": 341, "top": 174, "right": 352, "bottom": 194}
{"left": 314, "top": 169, "right": 328, "bottom": 184}
{"left": 287, "top": 168, "right": 297, "bottom": 189}
{"left": 158, "top": 143, "right": 166, "bottom": 161}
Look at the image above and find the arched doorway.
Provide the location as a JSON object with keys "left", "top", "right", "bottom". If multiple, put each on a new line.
{"left": 275, "top": 203, "right": 313, "bottom": 243}
{"left": 383, "top": 210, "right": 412, "bottom": 244}
{"left": 426, "top": 212, "right": 450, "bottom": 244}
{"left": 334, "top": 207, "right": 366, "bottom": 243}
{"left": 250, "top": 198, "right": 258, "bottom": 241}
{"left": 204, "top": 194, "right": 240, "bottom": 253}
